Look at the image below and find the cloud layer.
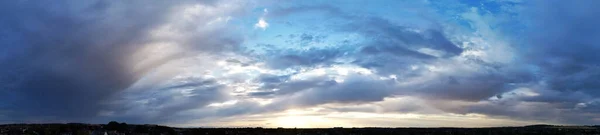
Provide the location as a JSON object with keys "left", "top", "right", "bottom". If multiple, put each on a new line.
{"left": 1, "top": 0, "right": 599, "bottom": 126}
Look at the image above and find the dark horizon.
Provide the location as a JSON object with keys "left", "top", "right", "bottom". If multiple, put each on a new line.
{"left": 2, "top": 122, "right": 600, "bottom": 135}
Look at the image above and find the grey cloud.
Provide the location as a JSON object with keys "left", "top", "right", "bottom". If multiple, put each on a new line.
{"left": 259, "top": 73, "right": 395, "bottom": 110}
{"left": 112, "top": 77, "right": 229, "bottom": 124}
{"left": 520, "top": 90, "right": 590, "bottom": 105}
{"left": 257, "top": 74, "right": 289, "bottom": 84}
{"left": 0, "top": 0, "right": 172, "bottom": 122}
{"left": 0, "top": 0, "right": 242, "bottom": 123}
{"left": 267, "top": 5, "right": 346, "bottom": 18}
{"left": 576, "top": 100, "right": 600, "bottom": 114}
{"left": 410, "top": 73, "right": 515, "bottom": 101}
{"left": 465, "top": 100, "right": 600, "bottom": 125}
{"left": 352, "top": 50, "right": 431, "bottom": 76}
{"left": 523, "top": 0, "right": 600, "bottom": 97}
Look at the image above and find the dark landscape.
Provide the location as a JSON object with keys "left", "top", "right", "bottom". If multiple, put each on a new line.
{"left": 3, "top": 1, "right": 600, "bottom": 135}
{"left": 1, "top": 122, "right": 599, "bottom": 135}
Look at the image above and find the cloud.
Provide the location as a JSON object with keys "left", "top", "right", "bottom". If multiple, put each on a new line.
{"left": 0, "top": 0, "right": 175, "bottom": 122}
{"left": 522, "top": 0, "right": 600, "bottom": 97}
{"left": 1, "top": 0, "right": 600, "bottom": 126}
{"left": 345, "top": 17, "right": 464, "bottom": 57}
{"left": 111, "top": 76, "right": 231, "bottom": 123}
{"left": 0, "top": 0, "right": 248, "bottom": 123}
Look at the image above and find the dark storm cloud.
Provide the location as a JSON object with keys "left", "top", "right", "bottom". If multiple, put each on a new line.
{"left": 264, "top": 75, "right": 337, "bottom": 96}
{"left": 0, "top": 0, "right": 163, "bottom": 121}
{"left": 523, "top": 0, "right": 600, "bottom": 97}
{"left": 462, "top": 96, "right": 600, "bottom": 125}
{"left": 0, "top": 0, "right": 231, "bottom": 122}
{"left": 251, "top": 74, "right": 291, "bottom": 95}
{"left": 352, "top": 52, "right": 430, "bottom": 76}
{"left": 576, "top": 100, "right": 600, "bottom": 113}
{"left": 359, "top": 43, "right": 435, "bottom": 59}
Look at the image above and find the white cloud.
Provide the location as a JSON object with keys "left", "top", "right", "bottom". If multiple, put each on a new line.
{"left": 255, "top": 18, "right": 269, "bottom": 30}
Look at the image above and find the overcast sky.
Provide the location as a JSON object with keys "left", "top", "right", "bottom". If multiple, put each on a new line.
{"left": 1, "top": 0, "right": 600, "bottom": 127}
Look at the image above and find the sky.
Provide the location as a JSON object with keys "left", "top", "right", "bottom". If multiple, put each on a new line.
{"left": 1, "top": 0, "right": 600, "bottom": 128}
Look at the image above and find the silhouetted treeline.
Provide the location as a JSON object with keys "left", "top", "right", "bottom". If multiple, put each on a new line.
{"left": 0, "top": 121, "right": 175, "bottom": 135}
{"left": 0, "top": 122, "right": 599, "bottom": 135}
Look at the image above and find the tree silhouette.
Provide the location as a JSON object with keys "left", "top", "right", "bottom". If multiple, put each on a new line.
{"left": 105, "top": 121, "right": 119, "bottom": 131}
{"left": 105, "top": 121, "right": 128, "bottom": 133}
{"left": 118, "top": 122, "right": 128, "bottom": 133}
